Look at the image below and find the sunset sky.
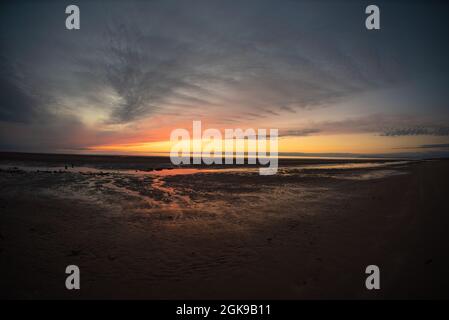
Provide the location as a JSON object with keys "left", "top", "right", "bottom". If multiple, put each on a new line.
{"left": 1, "top": 0, "right": 449, "bottom": 157}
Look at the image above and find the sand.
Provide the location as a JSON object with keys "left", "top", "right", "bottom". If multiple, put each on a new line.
{"left": 0, "top": 155, "right": 448, "bottom": 299}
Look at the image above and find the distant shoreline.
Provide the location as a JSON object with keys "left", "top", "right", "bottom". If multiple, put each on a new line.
{"left": 0, "top": 151, "right": 417, "bottom": 171}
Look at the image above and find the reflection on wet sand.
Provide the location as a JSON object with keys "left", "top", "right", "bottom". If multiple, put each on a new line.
{"left": 0, "top": 159, "right": 411, "bottom": 221}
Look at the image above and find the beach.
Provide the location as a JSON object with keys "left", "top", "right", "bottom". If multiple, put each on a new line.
{"left": 0, "top": 153, "right": 448, "bottom": 299}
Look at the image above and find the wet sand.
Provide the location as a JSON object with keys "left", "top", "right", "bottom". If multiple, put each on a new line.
{"left": 0, "top": 154, "right": 448, "bottom": 299}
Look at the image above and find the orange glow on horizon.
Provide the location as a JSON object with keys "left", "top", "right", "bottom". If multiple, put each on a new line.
{"left": 85, "top": 133, "right": 449, "bottom": 155}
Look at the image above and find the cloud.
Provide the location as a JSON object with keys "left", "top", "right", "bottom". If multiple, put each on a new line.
{"left": 283, "top": 114, "right": 449, "bottom": 137}
{"left": 0, "top": 57, "right": 49, "bottom": 123}
{"left": 418, "top": 143, "right": 449, "bottom": 149}
{"left": 394, "top": 143, "right": 449, "bottom": 150}
{"left": 93, "top": 23, "right": 193, "bottom": 123}
{"left": 60, "top": 0, "right": 413, "bottom": 126}
{"left": 280, "top": 128, "right": 321, "bottom": 137}
{"left": 382, "top": 127, "right": 449, "bottom": 136}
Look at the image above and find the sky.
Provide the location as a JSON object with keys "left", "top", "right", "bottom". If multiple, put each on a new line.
{"left": 1, "top": 0, "right": 449, "bottom": 157}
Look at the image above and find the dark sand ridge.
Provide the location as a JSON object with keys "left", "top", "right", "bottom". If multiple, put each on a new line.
{"left": 0, "top": 158, "right": 448, "bottom": 299}
{"left": 0, "top": 151, "right": 405, "bottom": 170}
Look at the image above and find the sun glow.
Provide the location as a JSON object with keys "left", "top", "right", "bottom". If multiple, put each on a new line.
{"left": 86, "top": 132, "right": 449, "bottom": 156}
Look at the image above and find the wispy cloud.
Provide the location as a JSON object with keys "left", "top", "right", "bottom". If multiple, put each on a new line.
{"left": 280, "top": 128, "right": 321, "bottom": 137}
{"left": 382, "top": 127, "right": 449, "bottom": 137}
{"left": 282, "top": 114, "right": 449, "bottom": 137}
{"left": 394, "top": 143, "right": 449, "bottom": 150}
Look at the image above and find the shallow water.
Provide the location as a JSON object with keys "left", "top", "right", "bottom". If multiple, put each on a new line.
{"left": 0, "top": 159, "right": 412, "bottom": 231}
